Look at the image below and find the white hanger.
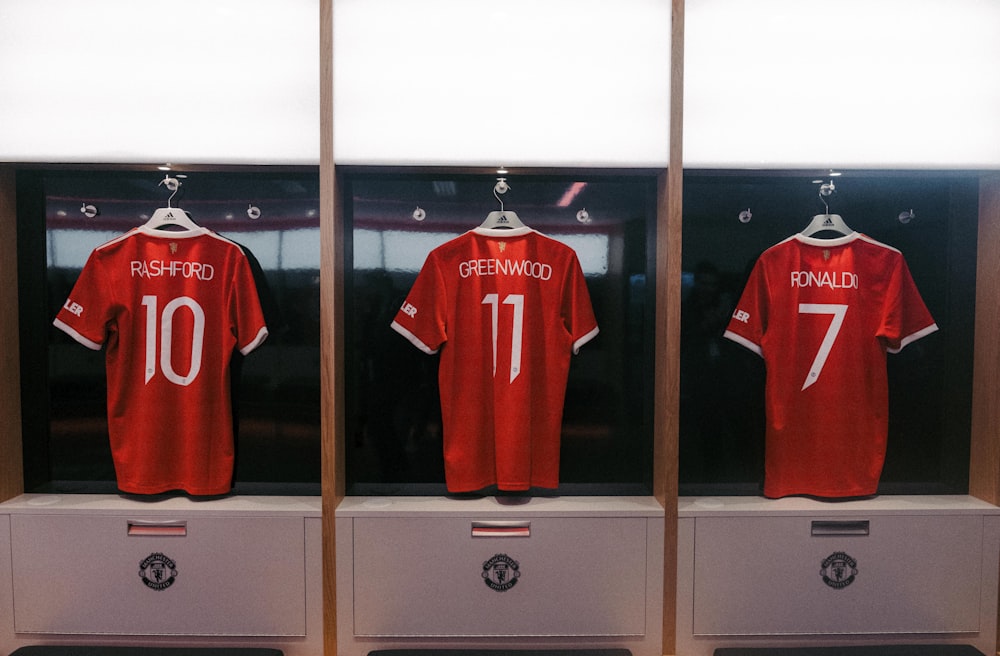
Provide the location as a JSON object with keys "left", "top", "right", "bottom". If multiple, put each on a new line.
{"left": 800, "top": 212, "right": 852, "bottom": 237}
{"left": 143, "top": 175, "right": 201, "bottom": 232}
{"left": 800, "top": 180, "right": 852, "bottom": 237}
{"left": 480, "top": 177, "right": 525, "bottom": 229}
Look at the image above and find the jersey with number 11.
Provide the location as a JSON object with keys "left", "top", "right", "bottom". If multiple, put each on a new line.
{"left": 54, "top": 225, "right": 269, "bottom": 495}
{"left": 391, "top": 226, "right": 599, "bottom": 493}
{"left": 724, "top": 232, "right": 937, "bottom": 499}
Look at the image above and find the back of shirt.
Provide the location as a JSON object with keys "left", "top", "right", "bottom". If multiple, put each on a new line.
{"left": 54, "top": 225, "right": 269, "bottom": 495}
{"left": 391, "top": 226, "right": 599, "bottom": 492}
{"left": 724, "top": 232, "right": 937, "bottom": 498}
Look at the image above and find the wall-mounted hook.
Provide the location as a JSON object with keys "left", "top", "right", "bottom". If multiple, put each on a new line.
{"left": 247, "top": 204, "right": 262, "bottom": 220}
{"left": 412, "top": 206, "right": 426, "bottom": 222}
{"left": 576, "top": 208, "right": 591, "bottom": 224}
{"left": 158, "top": 173, "right": 187, "bottom": 208}
{"left": 815, "top": 179, "right": 836, "bottom": 214}
{"left": 898, "top": 209, "right": 915, "bottom": 225}
{"left": 738, "top": 208, "right": 753, "bottom": 224}
{"left": 80, "top": 203, "right": 99, "bottom": 218}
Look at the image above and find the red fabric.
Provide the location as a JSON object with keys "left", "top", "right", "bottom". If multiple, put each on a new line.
{"left": 392, "top": 227, "right": 599, "bottom": 492}
{"left": 54, "top": 226, "right": 268, "bottom": 495}
{"left": 724, "top": 232, "right": 937, "bottom": 498}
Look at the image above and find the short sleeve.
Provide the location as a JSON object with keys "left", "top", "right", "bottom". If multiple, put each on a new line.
{"left": 723, "top": 259, "right": 767, "bottom": 357}
{"left": 390, "top": 251, "right": 448, "bottom": 355}
{"left": 880, "top": 255, "right": 938, "bottom": 353}
{"left": 53, "top": 249, "right": 113, "bottom": 350}
{"left": 563, "top": 253, "right": 599, "bottom": 354}
{"left": 233, "top": 250, "right": 269, "bottom": 356}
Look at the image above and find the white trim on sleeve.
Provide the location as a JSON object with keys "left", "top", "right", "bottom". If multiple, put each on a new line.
{"left": 723, "top": 329, "right": 763, "bottom": 357}
{"left": 53, "top": 318, "right": 103, "bottom": 351}
{"left": 391, "top": 320, "right": 439, "bottom": 355}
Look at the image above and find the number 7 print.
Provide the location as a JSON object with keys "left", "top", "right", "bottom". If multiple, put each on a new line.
{"left": 798, "top": 303, "right": 848, "bottom": 391}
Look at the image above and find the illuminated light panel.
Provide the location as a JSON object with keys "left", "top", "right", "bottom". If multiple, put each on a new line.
{"left": 684, "top": 0, "right": 1000, "bottom": 169}
{"left": 0, "top": 0, "right": 319, "bottom": 164}
{"left": 333, "top": 0, "right": 671, "bottom": 167}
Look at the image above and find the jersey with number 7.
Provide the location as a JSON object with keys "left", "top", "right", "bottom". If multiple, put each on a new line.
{"left": 53, "top": 225, "right": 269, "bottom": 495}
{"left": 724, "top": 232, "right": 937, "bottom": 499}
{"left": 391, "top": 226, "right": 599, "bottom": 493}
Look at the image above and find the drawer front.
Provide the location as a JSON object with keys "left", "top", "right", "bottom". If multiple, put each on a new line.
{"left": 692, "top": 514, "right": 983, "bottom": 635}
{"left": 11, "top": 514, "right": 306, "bottom": 636}
{"left": 352, "top": 516, "right": 649, "bottom": 637}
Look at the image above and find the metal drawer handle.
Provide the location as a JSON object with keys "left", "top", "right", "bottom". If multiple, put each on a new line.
{"left": 127, "top": 520, "right": 187, "bottom": 537}
{"left": 471, "top": 521, "right": 531, "bottom": 538}
{"left": 811, "top": 520, "right": 869, "bottom": 536}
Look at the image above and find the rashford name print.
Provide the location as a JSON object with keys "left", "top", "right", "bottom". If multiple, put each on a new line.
{"left": 130, "top": 259, "right": 216, "bottom": 280}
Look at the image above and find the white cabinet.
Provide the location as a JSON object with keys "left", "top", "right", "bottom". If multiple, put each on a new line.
{"left": 677, "top": 496, "right": 1000, "bottom": 656}
{"left": 337, "top": 496, "right": 664, "bottom": 656}
{"left": 0, "top": 494, "right": 322, "bottom": 656}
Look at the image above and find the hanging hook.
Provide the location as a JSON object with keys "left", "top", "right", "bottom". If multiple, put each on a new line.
{"left": 494, "top": 177, "right": 510, "bottom": 211}
{"left": 158, "top": 174, "right": 185, "bottom": 208}
{"left": 817, "top": 180, "right": 836, "bottom": 215}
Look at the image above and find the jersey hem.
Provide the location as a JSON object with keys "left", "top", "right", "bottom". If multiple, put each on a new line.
{"left": 764, "top": 486, "right": 878, "bottom": 499}
{"left": 390, "top": 320, "right": 439, "bottom": 355}
{"left": 53, "top": 318, "right": 103, "bottom": 350}
{"left": 117, "top": 482, "right": 233, "bottom": 496}
{"left": 723, "top": 329, "right": 762, "bottom": 357}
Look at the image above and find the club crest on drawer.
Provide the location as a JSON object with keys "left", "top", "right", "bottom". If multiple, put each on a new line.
{"left": 482, "top": 553, "right": 520, "bottom": 592}
{"left": 820, "top": 551, "right": 858, "bottom": 589}
{"left": 139, "top": 552, "right": 178, "bottom": 591}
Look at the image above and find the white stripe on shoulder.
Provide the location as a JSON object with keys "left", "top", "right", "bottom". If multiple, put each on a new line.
{"left": 93, "top": 227, "right": 141, "bottom": 251}
{"left": 854, "top": 232, "right": 902, "bottom": 254}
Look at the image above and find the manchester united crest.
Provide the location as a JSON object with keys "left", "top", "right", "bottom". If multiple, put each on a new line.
{"left": 820, "top": 551, "right": 858, "bottom": 589}
{"left": 482, "top": 553, "right": 520, "bottom": 592}
{"left": 139, "top": 552, "right": 178, "bottom": 591}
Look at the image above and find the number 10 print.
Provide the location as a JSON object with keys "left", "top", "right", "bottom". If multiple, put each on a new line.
{"left": 142, "top": 295, "right": 206, "bottom": 386}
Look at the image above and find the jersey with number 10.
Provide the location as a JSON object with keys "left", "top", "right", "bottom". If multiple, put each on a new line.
{"left": 723, "top": 232, "right": 937, "bottom": 499}
{"left": 53, "top": 225, "right": 269, "bottom": 496}
{"left": 391, "top": 226, "right": 599, "bottom": 493}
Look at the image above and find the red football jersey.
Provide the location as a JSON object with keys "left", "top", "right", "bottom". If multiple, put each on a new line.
{"left": 724, "top": 232, "right": 938, "bottom": 499}
{"left": 391, "top": 226, "right": 599, "bottom": 492}
{"left": 53, "top": 225, "right": 269, "bottom": 495}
